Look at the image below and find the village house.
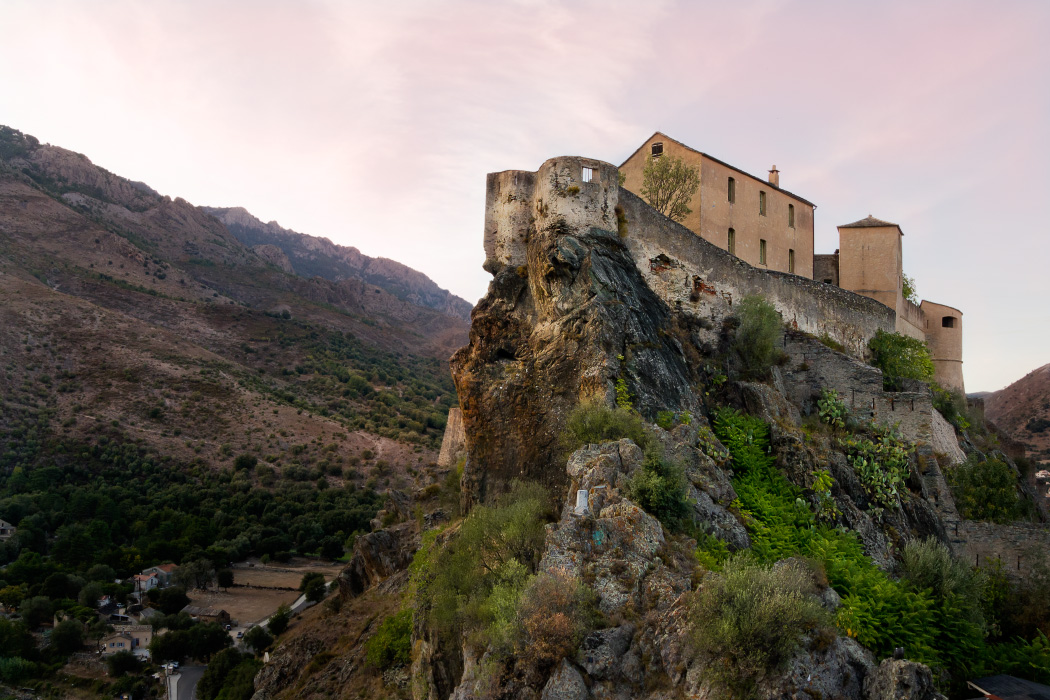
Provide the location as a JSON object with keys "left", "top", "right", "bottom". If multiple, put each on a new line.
{"left": 140, "top": 563, "right": 177, "bottom": 587}
{"left": 99, "top": 624, "right": 153, "bottom": 658}
{"left": 181, "top": 605, "right": 231, "bottom": 626}
{"left": 132, "top": 572, "right": 159, "bottom": 595}
{"left": 0, "top": 519, "right": 16, "bottom": 540}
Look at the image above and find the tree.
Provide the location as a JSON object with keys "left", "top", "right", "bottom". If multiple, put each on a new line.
{"left": 189, "top": 622, "right": 232, "bottom": 660}
{"left": 176, "top": 559, "right": 216, "bottom": 590}
{"left": 50, "top": 619, "right": 85, "bottom": 655}
{"left": 198, "top": 648, "right": 248, "bottom": 700}
{"left": 105, "top": 649, "right": 141, "bottom": 676}
{"left": 304, "top": 577, "right": 327, "bottom": 603}
{"left": 640, "top": 155, "right": 700, "bottom": 222}
{"left": 18, "top": 596, "right": 51, "bottom": 628}
{"left": 242, "top": 625, "right": 273, "bottom": 655}
{"left": 732, "top": 295, "right": 783, "bottom": 378}
{"left": 267, "top": 604, "right": 291, "bottom": 635}
{"left": 902, "top": 272, "right": 918, "bottom": 304}
{"left": 156, "top": 587, "right": 190, "bottom": 615}
{"left": 216, "top": 569, "right": 234, "bottom": 592}
{"left": 298, "top": 572, "right": 325, "bottom": 594}
{"left": 867, "top": 330, "right": 935, "bottom": 390}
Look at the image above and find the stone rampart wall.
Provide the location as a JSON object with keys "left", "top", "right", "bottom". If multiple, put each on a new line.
{"left": 950, "top": 520, "right": 1050, "bottom": 580}
{"left": 619, "top": 189, "right": 896, "bottom": 357}
{"left": 778, "top": 331, "right": 933, "bottom": 445}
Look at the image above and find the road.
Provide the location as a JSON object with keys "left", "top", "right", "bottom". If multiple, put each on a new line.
{"left": 170, "top": 664, "right": 206, "bottom": 700}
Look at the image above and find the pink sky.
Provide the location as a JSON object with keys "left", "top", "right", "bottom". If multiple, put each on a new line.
{"left": 2, "top": 0, "right": 1048, "bottom": 391}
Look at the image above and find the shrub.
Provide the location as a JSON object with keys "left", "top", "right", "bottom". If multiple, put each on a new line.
{"left": 640, "top": 155, "right": 701, "bottom": 222}
{"left": 946, "top": 455, "right": 1022, "bottom": 524}
{"left": 690, "top": 555, "right": 829, "bottom": 697}
{"left": 105, "top": 649, "right": 140, "bottom": 676}
{"left": 365, "top": 609, "right": 412, "bottom": 668}
{"left": 732, "top": 296, "right": 782, "bottom": 379}
{"left": 840, "top": 428, "right": 911, "bottom": 514}
{"left": 50, "top": 618, "right": 84, "bottom": 655}
{"left": 931, "top": 383, "right": 970, "bottom": 431}
{"left": 242, "top": 625, "right": 273, "bottom": 655}
{"left": 267, "top": 604, "right": 291, "bottom": 635}
{"left": 561, "top": 402, "right": 651, "bottom": 454}
{"left": 867, "top": 330, "right": 934, "bottom": 390}
{"left": 626, "top": 446, "right": 690, "bottom": 530}
{"left": 515, "top": 568, "right": 596, "bottom": 671}
{"left": 0, "top": 656, "right": 36, "bottom": 683}
{"left": 411, "top": 481, "right": 552, "bottom": 654}
{"left": 817, "top": 388, "right": 847, "bottom": 430}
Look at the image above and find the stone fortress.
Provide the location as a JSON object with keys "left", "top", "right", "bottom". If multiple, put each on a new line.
{"left": 619, "top": 132, "right": 964, "bottom": 392}
{"left": 461, "top": 147, "right": 1048, "bottom": 581}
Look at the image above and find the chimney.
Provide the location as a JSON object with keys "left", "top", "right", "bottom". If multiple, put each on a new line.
{"left": 768, "top": 165, "right": 780, "bottom": 187}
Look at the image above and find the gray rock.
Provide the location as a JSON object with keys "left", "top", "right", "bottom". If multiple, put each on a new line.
{"left": 541, "top": 659, "right": 589, "bottom": 700}
{"left": 864, "top": 658, "right": 947, "bottom": 700}
{"left": 577, "top": 624, "right": 635, "bottom": 679}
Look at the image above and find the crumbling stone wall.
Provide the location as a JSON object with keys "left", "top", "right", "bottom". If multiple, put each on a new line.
{"left": 950, "top": 520, "right": 1050, "bottom": 580}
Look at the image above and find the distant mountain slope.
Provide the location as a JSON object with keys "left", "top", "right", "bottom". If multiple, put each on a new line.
{"left": 984, "top": 363, "right": 1050, "bottom": 464}
{"left": 203, "top": 206, "right": 474, "bottom": 322}
{"left": 0, "top": 124, "right": 466, "bottom": 481}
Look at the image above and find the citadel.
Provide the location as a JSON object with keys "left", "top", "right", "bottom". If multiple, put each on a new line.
{"left": 618, "top": 132, "right": 964, "bottom": 392}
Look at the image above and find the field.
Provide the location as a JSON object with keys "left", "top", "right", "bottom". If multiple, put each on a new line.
{"left": 187, "top": 557, "right": 345, "bottom": 627}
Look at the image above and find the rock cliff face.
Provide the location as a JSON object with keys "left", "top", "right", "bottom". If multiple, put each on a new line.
{"left": 451, "top": 158, "right": 704, "bottom": 505}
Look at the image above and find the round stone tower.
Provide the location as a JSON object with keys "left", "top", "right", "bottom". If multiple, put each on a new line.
{"left": 920, "top": 300, "right": 964, "bottom": 393}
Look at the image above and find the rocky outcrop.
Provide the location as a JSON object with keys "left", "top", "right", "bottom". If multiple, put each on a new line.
{"left": 451, "top": 158, "right": 704, "bottom": 506}
{"left": 338, "top": 522, "right": 420, "bottom": 598}
{"left": 863, "top": 659, "right": 947, "bottom": 700}
{"left": 252, "top": 243, "right": 294, "bottom": 273}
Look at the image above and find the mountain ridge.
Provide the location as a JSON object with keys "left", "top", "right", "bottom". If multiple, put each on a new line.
{"left": 203, "top": 205, "right": 474, "bottom": 322}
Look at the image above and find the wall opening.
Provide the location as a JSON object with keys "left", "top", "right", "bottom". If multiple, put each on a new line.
{"left": 728, "top": 228, "right": 735, "bottom": 255}
{"left": 582, "top": 167, "right": 594, "bottom": 183}
{"left": 788, "top": 249, "right": 795, "bottom": 274}
{"left": 942, "top": 316, "right": 957, "bottom": 328}
{"left": 788, "top": 203, "right": 795, "bottom": 228}
{"left": 759, "top": 191, "right": 767, "bottom": 216}
{"left": 651, "top": 142, "right": 663, "bottom": 158}
{"left": 728, "top": 177, "right": 736, "bottom": 203}
{"left": 760, "top": 239, "right": 767, "bottom": 265}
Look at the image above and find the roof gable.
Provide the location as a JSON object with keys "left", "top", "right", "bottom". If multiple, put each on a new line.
{"left": 619, "top": 131, "right": 816, "bottom": 207}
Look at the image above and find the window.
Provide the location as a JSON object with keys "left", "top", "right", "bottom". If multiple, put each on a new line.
{"left": 727, "top": 228, "right": 735, "bottom": 255}
{"left": 788, "top": 204, "right": 795, "bottom": 228}
{"left": 728, "top": 177, "right": 736, "bottom": 203}
{"left": 942, "top": 316, "right": 956, "bottom": 328}
{"left": 788, "top": 249, "right": 795, "bottom": 273}
{"left": 582, "top": 167, "right": 594, "bottom": 183}
{"left": 760, "top": 239, "right": 767, "bottom": 265}
{"left": 823, "top": 278, "right": 833, "bottom": 284}
{"left": 759, "top": 191, "right": 767, "bottom": 216}
{"left": 651, "top": 142, "right": 663, "bottom": 157}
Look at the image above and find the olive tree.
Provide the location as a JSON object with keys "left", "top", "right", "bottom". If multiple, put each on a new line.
{"left": 640, "top": 155, "right": 700, "bottom": 222}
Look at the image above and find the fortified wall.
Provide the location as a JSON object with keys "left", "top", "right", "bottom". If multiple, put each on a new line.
{"left": 484, "top": 156, "right": 897, "bottom": 360}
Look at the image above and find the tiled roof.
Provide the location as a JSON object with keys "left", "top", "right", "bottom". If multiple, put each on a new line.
{"left": 969, "top": 674, "right": 1050, "bottom": 700}
{"left": 839, "top": 215, "right": 900, "bottom": 229}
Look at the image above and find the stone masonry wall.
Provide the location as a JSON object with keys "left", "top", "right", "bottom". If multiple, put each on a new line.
{"left": 778, "top": 330, "right": 933, "bottom": 445}
{"left": 619, "top": 189, "right": 896, "bottom": 358}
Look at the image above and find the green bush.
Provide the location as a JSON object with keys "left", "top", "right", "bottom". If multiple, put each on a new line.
{"left": 817, "top": 388, "right": 847, "bottom": 430}
{"left": 691, "top": 555, "right": 829, "bottom": 697}
{"left": 732, "top": 295, "right": 782, "bottom": 379}
{"left": 242, "top": 625, "right": 273, "bottom": 655}
{"left": 946, "top": 455, "right": 1022, "bottom": 524}
{"left": 561, "top": 402, "right": 651, "bottom": 454}
{"left": 267, "top": 604, "right": 291, "bottom": 635}
{"left": 627, "top": 446, "right": 690, "bottom": 530}
{"left": 365, "top": 609, "right": 412, "bottom": 668}
{"left": 105, "top": 649, "right": 140, "bottom": 676}
{"left": 839, "top": 428, "right": 911, "bottom": 514}
{"left": 867, "top": 330, "right": 934, "bottom": 390}
{"left": 931, "top": 384, "right": 970, "bottom": 431}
